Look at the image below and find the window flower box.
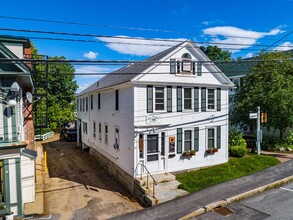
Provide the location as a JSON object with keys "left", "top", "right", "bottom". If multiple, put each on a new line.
{"left": 182, "top": 150, "right": 196, "bottom": 158}
{"left": 205, "top": 148, "right": 218, "bottom": 154}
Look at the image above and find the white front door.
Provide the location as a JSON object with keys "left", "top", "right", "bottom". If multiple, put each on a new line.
{"left": 146, "top": 134, "right": 160, "bottom": 172}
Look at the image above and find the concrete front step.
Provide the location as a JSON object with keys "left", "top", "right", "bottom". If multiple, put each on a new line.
{"left": 146, "top": 188, "right": 189, "bottom": 205}
{"left": 137, "top": 172, "right": 176, "bottom": 186}
{"left": 143, "top": 180, "right": 181, "bottom": 194}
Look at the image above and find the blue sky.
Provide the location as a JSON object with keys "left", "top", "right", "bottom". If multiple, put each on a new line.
{"left": 1, "top": 0, "right": 293, "bottom": 92}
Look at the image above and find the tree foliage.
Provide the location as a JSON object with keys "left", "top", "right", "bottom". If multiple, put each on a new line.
{"left": 32, "top": 43, "right": 78, "bottom": 131}
{"left": 231, "top": 51, "right": 293, "bottom": 139}
{"left": 200, "top": 45, "right": 232, "bottom": 61}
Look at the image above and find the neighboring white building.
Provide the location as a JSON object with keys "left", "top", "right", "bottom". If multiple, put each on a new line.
{"left": 76, "top": 41, "right": 234, "bottom": 199}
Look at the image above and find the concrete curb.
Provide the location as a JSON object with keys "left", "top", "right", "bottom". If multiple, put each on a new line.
{"left": 179, "top": 175, "right": 293, "bottom": 220}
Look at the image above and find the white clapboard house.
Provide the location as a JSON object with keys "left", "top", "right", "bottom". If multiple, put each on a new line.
{"left": 76, "top": 41, "right": 234, "bottom": 203}
{"left": 0, "top": 35, "right": 36, "bottom": 217}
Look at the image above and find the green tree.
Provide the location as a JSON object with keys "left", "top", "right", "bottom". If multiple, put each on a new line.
{"left": 32, "top": 44, "right": 78, "bottom": 131}
{"left": 200, "top": 45, "right": 232, "bottom": 61}
{"left": 231, "top": 51, "right": 293, "bottom": 139}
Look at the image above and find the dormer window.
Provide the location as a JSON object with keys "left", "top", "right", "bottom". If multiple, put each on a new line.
{"left": 170, "top": 53, "right": 202, "bottom": 76}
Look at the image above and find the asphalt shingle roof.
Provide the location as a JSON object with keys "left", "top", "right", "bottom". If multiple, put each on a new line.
{"left": 77, "top": 42, "right": 185, "bottom": 96}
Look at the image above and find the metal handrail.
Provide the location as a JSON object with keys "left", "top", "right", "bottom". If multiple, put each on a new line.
{"left": 134, "top": 162, "right": 157, "bottom": 198}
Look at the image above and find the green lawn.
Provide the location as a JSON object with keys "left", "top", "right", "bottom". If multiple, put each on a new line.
{"left": 176, "top": 155, "right": 280, "bottom": 193}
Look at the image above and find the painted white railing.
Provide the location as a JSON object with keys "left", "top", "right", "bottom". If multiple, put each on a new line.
{"left": 34, "top": 131, "right": 54, "bottom": 141}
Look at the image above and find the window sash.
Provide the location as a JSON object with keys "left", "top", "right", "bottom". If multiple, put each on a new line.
{"left": 184, "top": 88, "right": 192, "bottom": 110}
{"left": 208, "top": 128, "right": 215, "bottom": 149}
{"left": 177, "top": 128, "right": 182, "bottom": 153}
{"left": 155, "top": 87, "right": 165, "bottom": 111}
{"left": 184, "top": 130, "right": 192, "bottom": 151}
{"left": 161, "top": 132, "right": 165, "bottom": 156}
{"left": 147, "top": 85, "right": 153, "bottom": 113}
{"left": 207, "top": 89, "right": 215, "bottom": 110}
{"left": 167, "top": 86, "right": 172, "bottom": 112}
{"left": 115, "top": 90, "right": 119, "bottom": 111}
{"left": 98, "top": 93, "right": 101, "bottom": 110}
{"left": 177, "top": 87, "right": 182, "bottom": 112}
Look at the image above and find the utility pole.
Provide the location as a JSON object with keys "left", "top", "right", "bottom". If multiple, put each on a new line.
{"left": 257, "top": 106, "right": 261, "bottom": 155}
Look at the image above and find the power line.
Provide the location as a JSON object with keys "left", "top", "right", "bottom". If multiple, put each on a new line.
{"left": 0, "top": 15, "right": 289, "bottom": 41}
{"left": 1, "top": 27, "right": 293, "bottom": 49}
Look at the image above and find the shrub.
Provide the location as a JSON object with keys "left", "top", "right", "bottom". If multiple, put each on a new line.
{"left": 229, "top": 145, "right": 247, "bottom": 158}
{"left": 262, "top": 135, "right": 282, "bottom": 150}
{"left": 229, "top": 126, "right": 247, "bottom": 148}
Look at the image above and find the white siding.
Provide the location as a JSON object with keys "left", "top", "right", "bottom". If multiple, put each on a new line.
{"left": 3, "top": 42, "right": 24, "bottom": 58}
{"left": 21, "top": 155, "right": 35, "bottom": 203}
{"left": 133, "top": 84, "right": 229, "bottom": 172}
{"left": 77, "top": 85, "right": 135, "bottom": 175}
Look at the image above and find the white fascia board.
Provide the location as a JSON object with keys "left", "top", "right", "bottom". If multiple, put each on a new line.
{"left": 132, "top": 80, "right": 233, "bottom": 89}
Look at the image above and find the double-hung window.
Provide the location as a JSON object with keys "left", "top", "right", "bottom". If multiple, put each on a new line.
{"left": 114, "top": 127, "right": 119, "bottom": 149}
{"left": 207, "top": 128, "right": 215, "bottom": 149}
{"left": 184, "top": 88, "right": 192, "bottom": 110}
{"left": 98, "top": 123, "right": 102, "bottom": 141}
{"left": 184, "top": 130, "right": 192, "bottom": 151}
{"left": 207, "top": 126, "right": 221, "bottom": 149}
{"left": 207, "top": 89, "right": 215, "bottom": 110}
{"left": 155, "top": 87, "right": 164, "bottom": 111}
{"left": 115, "top": 90, "right": 119, "bottom": 111}
{"left": 93, "top": 122, "right": 96, "bottom": 138}
{"left": 105, "top": 124, "right": 108, "bottom": 144}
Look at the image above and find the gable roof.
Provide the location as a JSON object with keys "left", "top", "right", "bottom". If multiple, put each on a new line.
{"left": 77, "top": 42, "right": 185, "bottom": 96}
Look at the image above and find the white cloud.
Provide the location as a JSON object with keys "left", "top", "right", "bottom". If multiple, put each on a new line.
{"left": 75, "top": 65, "right": 112, "bottom": 78}
{"left": 246, "top": 52, "right": 254, "bottom": 58}
{"left": 274, "top": 41, "right": 293, "bottom": 51}
{"left": 97, "top": 36, "right": 187, "bottom": 56}
{"left": 203, "top": 26, "right": 284, "bottom": 53}
{"left": 202, "top": 21, "right": 214, "bottom": 26}
{"left": 77, "top": 83, "right": 90, "bottom": 93}
{"left": 83, "top": 51, "right": 99, "bottom": 59}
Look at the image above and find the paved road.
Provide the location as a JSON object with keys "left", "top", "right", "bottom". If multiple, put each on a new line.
{"left": 116, "top": 160, "right": 293, "bottom": 220}
{"left": 194, "top": 182, "right": 293, "bottom": 220}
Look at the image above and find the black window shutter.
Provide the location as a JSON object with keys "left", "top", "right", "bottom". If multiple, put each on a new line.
{"left": 170, "top": 59, "right": 176, "bottom": 74}
{"left": 217, "top": 88, "right": 221, "bottom": 111}
{"left": 194, "top": 87, "right": 199, "bottom": 112}
{"left": 147, "top": 85, "right": 153, "bottom": 113}
{"left": 217, "top": 126, "right": 221, "bottom": 148}
{"left": 177, "top": 87, "right": 182, "bottom": 112}
{"left": 167, "top": 86, "right": 172, "bottom": 112}
{"left": 194, "top": 127, "right": 199, "bottom": 151}
{"left": 192, "top": 61, "right": 196, "bottom": 75}
{"left": 177, "top": 128, "right": 182, "bottom": 154}
{"left": 98, "top": 93, "right": 101, "bottom": 110}
{"left": 201, "top": 87, "right": 206, "bottom": 112}
{"left": 197, "top": 61, "right": 202, "bottom": 76}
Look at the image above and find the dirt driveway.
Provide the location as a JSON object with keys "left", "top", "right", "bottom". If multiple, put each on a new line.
{"left": 42, "top": 136, "right": 142, "bottom": 220}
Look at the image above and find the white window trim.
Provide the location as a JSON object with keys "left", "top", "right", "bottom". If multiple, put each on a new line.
{"left": 183, "top": 87, "right": 193, "bottom": 111}
{"left": 206, "top": 127, "right": 217, "bottom": 149}
{"left": 114, "top": 126, "right": 119, "bottom": 150}
{"left": 175, "top": 58, "right": 197, "bottom": 76}
{"left": 93, "top": 121, "right": 96, "bottom": 138}
{"left": 154, "top": 87, "right": 166, "bottom": 112}
{"left": 183, "top": 129, "right": 193, "bottom": 152}
{"left": 104, "top": 123, "right": 108, "bottom": 144}
{"left": 207, "top": 89, "right": 216, "bottom": 111}
{"left": 98, "top": 122, "right": 102, "bottom": 141}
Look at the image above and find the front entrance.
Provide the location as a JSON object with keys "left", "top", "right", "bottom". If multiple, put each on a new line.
{"left": 146, "top": 134, "right": 160, "bottom": 172}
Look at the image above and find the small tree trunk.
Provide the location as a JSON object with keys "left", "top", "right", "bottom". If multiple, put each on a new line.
{"left": 280, "top": 127, "right": 286, "bottom": 140}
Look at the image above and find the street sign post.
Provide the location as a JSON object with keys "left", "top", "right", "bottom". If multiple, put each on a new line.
{"left": 249, "top": 107, "right": 261, "bottom": 155}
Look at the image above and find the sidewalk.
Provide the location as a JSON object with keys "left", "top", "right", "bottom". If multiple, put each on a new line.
{"left": 261, "top": 150, "right": 293, "bottom": 163}
{"left": 115, "top": 159, "right": 293, "bottom": 220}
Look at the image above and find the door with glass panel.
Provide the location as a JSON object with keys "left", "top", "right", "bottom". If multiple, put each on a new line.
{"left": 146, "top": 134, "right": 160, "bottom": 172}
